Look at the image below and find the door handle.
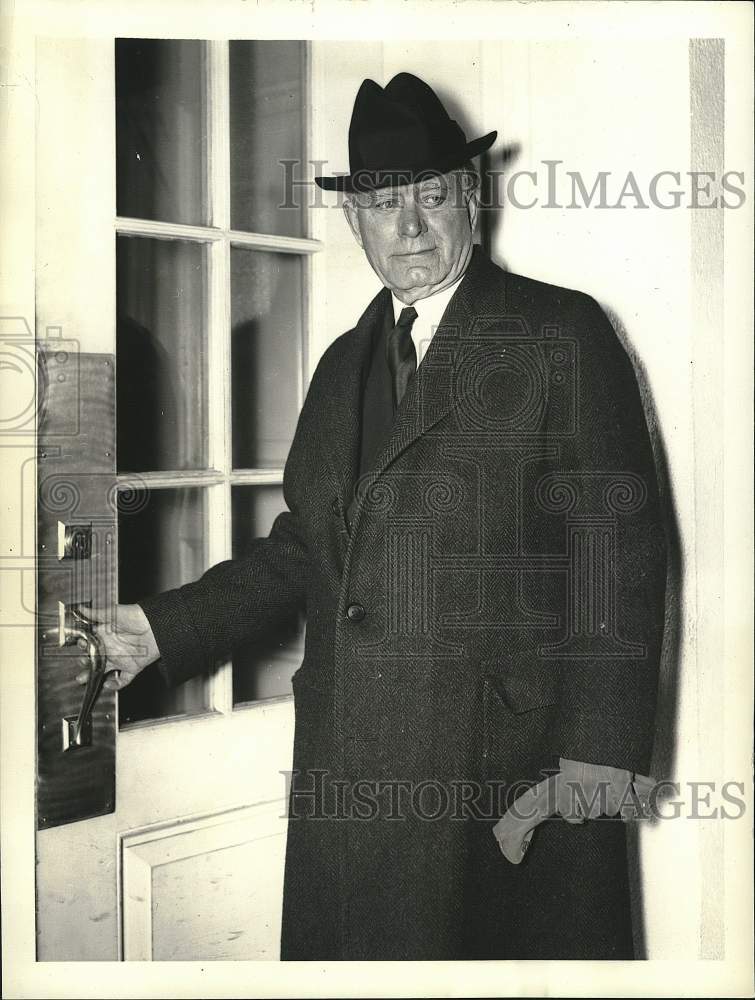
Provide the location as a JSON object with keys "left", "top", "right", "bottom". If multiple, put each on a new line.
{"left": 47, "top": 604, "right": 109, "bottom": 750}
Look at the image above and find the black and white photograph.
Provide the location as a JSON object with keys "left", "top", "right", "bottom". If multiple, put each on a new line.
{"left": 1, "top": 1, "right": 752, "bottom": 996}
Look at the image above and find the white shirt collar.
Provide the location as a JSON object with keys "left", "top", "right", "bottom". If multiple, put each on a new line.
{"left": 390, "top": 273, "right": 464, "bottom": 367}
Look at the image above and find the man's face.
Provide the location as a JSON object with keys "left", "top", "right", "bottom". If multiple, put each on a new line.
{"left": 343, "top": 171, "right": 479, "bottom": 305}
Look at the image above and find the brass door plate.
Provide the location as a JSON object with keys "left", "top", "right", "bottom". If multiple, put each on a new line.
{"left": 37, "top": 350, "right": 117, "bottom": 829}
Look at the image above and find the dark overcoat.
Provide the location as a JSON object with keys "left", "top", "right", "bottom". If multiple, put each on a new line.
{"left": 142, "top": 247, "right": 667, "bottom": 961}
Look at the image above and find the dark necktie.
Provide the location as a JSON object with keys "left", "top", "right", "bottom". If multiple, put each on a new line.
{"left": 386, "top": 306, "right": 418, "bottom": 410}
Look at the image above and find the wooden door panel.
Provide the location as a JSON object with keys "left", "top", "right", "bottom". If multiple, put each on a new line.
{"left": 121, "top": 801, "right": 287, "bottom": 960}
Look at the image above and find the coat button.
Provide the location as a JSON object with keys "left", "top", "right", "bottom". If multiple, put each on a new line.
{"left": 330, "top": 497, "right": 342, "bottom": 516}
{"left": 346, "top": 603, "right": 365, "bottom": 622}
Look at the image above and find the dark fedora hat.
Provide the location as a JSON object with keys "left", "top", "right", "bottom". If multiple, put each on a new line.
{"left": 314, "top": 72, "right": 497, "bottom": 193}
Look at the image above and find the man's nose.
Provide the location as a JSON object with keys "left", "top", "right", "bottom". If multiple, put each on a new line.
{"left": 397, "top": 203, "right": 426, "bottom": 239}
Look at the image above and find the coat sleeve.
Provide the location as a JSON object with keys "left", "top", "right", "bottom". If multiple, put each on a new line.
{"left": 138, "top": 505, "right": 308, "bottom": 687}
{"left": 546, "top": 295, "right": 668, "bottom": 776}
{"left": 136, "top": 331, "right": 353, "bottom": 687}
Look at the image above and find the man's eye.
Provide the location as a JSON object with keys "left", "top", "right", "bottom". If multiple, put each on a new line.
{"left": 374, "top": 198, "right": 399, "bottom": 210}
{"left": 420, "top": 191, "right": 445, "bottom": 207}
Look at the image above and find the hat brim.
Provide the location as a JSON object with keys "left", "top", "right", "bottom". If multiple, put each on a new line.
{"left": 314, "top": 130, "right": 497, "bottom": 192}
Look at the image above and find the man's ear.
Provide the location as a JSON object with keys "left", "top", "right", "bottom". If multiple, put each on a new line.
{"left": 342, "top": 198, "right": 364, "bottom": 248}
{"left": 466, "top": 184, "right": 480, "bottom": 235}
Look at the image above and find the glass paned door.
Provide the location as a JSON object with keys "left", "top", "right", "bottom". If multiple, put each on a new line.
{"left": 116, "top": 235, "right": 209, "bottom": 473}
{"left": 229, "top": 40, "right": 306, "bottom": 237}
{"left": 115, "top": 39, "right": 314, "bottom": 726}
{"left": 118, "top": 487, "right": 208, "bottom": 725}
{"left": 231, "top": 248, "right": 304, "bottom": 469}
{"left": 116, "top": 39, "right": 209, "bottom": 226}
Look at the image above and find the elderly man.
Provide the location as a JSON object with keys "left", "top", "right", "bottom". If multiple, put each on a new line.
{"left": 84, "top": 73, "right": 667, "bottom": 960}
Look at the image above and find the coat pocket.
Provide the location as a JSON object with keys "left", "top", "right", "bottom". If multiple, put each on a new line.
{"left": 481, "top": 663, "right": 560, "bottom": 785}
{"left": 482, "top": 661, "right": 560, "bottom": 715}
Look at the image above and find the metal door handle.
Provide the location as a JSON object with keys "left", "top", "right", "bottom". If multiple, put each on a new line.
{"left": 49, "top": 604, "right": 108, "bottom": 750}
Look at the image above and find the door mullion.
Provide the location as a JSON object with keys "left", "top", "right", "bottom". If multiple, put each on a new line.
{"left": 206, "top": 40, "right": 234, "bottom": 714}
{"left": 305, "top": 40, "right": 323, "bottom": 387}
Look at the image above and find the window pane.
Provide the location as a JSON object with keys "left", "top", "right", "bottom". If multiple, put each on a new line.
{"left": 229, "top": 40, "right": 306, "bottom": 237}
{"left": 118, "top": 487, "right": 209, "bottom": 725}
{"left": 117, "top": 235, "right": 208, "bottom": 472}
{"left": 232, "top": 486, "right": 304, "bottom": 704}
{"left": 231, "top": 248, "right": 303, "bottom": 469}
{"left": 116, "top": 38, "right": 208, "bottom": 226}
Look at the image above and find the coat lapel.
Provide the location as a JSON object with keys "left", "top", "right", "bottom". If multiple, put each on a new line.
{"left": 320, "top": 286, "right": 392, "bottom": 508}
{"left": 320, "top": 248, "right": 509, "bottom": 528}
{"left": 366, "top": 246, "right": 506, "bottom": 482}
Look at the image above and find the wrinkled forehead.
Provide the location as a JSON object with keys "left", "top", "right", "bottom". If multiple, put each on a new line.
{"left": 351, "top": 170, "right": 458, "bottom": 209}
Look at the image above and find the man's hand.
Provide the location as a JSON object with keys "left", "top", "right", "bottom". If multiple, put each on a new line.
{"left": 75, "top": 604, "right": 160, "bottom": 691}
